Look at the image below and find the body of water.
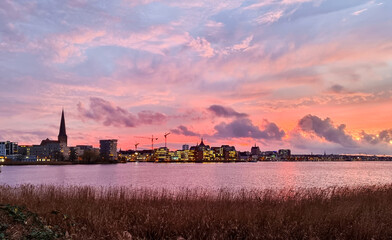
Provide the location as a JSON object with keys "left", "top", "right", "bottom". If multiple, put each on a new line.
{"left": 1, "top": 162, "right": 392, "bottom": 190}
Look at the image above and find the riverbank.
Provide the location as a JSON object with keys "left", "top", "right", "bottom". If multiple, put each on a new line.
{"left": 2, "top": 159, "right": 392, "bottom": 166}
{"left": 1, "top": 185, "right": 392, "bottom": 239}
{"left": 0, "top": 161, "right": 73, "bottom": 166}
{"left": 0, "top": 161, "right": 125, "bottom": 166}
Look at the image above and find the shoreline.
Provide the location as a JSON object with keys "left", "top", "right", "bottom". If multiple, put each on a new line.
{"left": 0, "top": 161, "right": 124, "bottom": 166}
{"left": 2, "top": 159, "right": 392, "bottom": 166}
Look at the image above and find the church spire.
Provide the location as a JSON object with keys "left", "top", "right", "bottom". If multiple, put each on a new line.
{"left": 58, "top": 109, "right": 67, "bottom": 146}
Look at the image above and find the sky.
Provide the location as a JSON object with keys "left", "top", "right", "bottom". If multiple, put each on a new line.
{"left": 0, "top": 0, "right": 392, "bottom": 154}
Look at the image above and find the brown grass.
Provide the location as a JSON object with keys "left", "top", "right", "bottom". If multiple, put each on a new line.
{"left": 1, "top": 184, "right": 392, "bottom": 239}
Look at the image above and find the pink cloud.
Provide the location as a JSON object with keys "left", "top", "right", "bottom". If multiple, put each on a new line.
{"left": 188, "top": 36, "right": 216, "bottom": 58}
{"left": 77, "top": 97, "right": 167, "bottom": 127}
{"left": 352, "top": 8, "right": 368, "bottom": 16}
{"left": 256, "top": 10, "right": 284, "bottom": 24}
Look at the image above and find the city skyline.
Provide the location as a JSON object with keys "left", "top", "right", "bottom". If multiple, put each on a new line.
{"left": 0, "top": 0, "right": 392, "bottom": 154}
{"left": 1, "top": 109, "right": 391, "bottom": 157}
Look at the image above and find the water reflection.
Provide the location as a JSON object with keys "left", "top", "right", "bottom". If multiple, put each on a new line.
{"left": 1, "top": 162, "right": 392, "bottom": 190}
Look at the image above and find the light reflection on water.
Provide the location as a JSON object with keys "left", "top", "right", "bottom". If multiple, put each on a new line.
{"left": 1, "top": 162, "right": 392, "bottom": 190}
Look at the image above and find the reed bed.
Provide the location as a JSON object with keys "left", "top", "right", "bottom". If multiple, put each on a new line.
{"left": 1, "top": 184, "right": 392, "bottom": 239}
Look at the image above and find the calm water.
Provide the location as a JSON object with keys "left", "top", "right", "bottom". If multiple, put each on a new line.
{"left": 1, "top": 162, "right": 392, "bottom": 190}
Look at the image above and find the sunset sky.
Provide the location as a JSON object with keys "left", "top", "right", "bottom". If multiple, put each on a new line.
{"left": 0, "top": 0, "right": 391, "bottom": 154}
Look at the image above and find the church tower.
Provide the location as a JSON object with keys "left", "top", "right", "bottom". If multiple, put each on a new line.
{"left": 58, "top": 109, "right": 67, "bottom": 147}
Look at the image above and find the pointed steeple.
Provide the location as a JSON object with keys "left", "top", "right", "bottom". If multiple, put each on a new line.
{"left": 199, "top": 138, "right": 205, "bottom": 147}
{"left": 58, "top": 109, "right": 67, "bottom": 146}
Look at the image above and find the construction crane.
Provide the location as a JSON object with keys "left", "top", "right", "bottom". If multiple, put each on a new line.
{"left": 135, "top": 135, "right": 158, "bottom": 150}
{"left": 164, "top": 132, "right": 171, "bottom": 148}
{"left": 134, "top": 143, "right": 139, "bottom": 151}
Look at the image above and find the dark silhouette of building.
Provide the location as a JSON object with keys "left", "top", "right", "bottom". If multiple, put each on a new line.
{"left": 0, "top": 141, "right": 18, "bottom": 156}
{"left": 221, "top": 145, "right": 238, "bottom": 161}
{"left": 278, "top": 149, "right": 291, "bottom": 159}
{"left": 193, "top": 138, "right": 213, "bottom": 161}
{"left": 58, "top": 109, "right": 67, "bottom": 148}
{"left": 182, "top": 144, "right": 189, "bottom": 151}
{"left": 251, "top": 144, "right": 261, "bottom": 156}
{"left": 250, "top": 144, "right": 261, "bottom": 161}
{"left": 30, "top": 109, "right": 69, "bottom": 160}
{"left": 100, "top": 139, "right": 118, "bottom": 161}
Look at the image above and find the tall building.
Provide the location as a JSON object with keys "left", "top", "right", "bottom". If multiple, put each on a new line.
{"left": 182, "top": 144, "right": 189, "bottom": 151}
{"left": 251, "top": 144, "right": 261, "bottom": 156}
{"left": 58, "top": 109, "right": 67, "bottom": 148}
{"left": 100, "top": 139, "right": 118, "bottom": 161}
{"left": 0, "top": 141, "right": 18, "bottom": 157}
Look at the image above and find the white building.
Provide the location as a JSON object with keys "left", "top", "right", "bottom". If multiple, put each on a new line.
{"left": 0, "top": 141, "right": 18, "bottom": 157}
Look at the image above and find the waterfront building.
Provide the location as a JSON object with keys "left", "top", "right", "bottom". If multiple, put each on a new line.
{"left": 136, "top": 150, "right": 154, "bottom": 161}
{"left": 40, "top": 139, "right": 62, "bottom": 159}
{"left": 278, "top": 149, "right": 291, "bottom": 160}
{"left": 175, "top": 149, "right": 189, "bottom": 161}
{"left": 74, "top": 145, "right": 93, "bottom": 159}
{"left": 16, "top": 145, "right": 37, "bottom": 161}
{"left": 189, "top": 146, "right": 196, "bottom": 161}
{"left": 193, "top": 139, "right": 214, "bottom": 161}
{"left": 250, "top": 144, "right": 261, "bottom": 161}
{"left": 182, "top": 144, "right": 189, "bottom": 151}
{"left": 168, "top": 150, "right": 180, "bottom": 161}
{"left": 0, "top": 141, "right": 18, "bottom": 157}
{"left": 119, "top": 149, "right": 154, "bottom": 162}
{"left": 251, "top": 144, "right": 261, "bottom": 155}
{"left": 58, "top": 109, "right": 69, "bottom": 159}
{"left": 100, "top": 139, "right": 118, "bottom": 160}
{"left": 261, "top": 151, "right": 278, "bottom": 161}
{"left": 221, "top": 145, "right": 238, "bottom": 161}
{"left": 17, "top": 146, "right": 35, "bottom": 161}
{"left": 211, "top": 145, "right": 238, "bottom": 161}
{"left": 212, "top": 147, "right": 224, "bottom": 161}
{"left": 30, "top": 145, "right": 43, "bottom": 159}
{"left": 17, "top": 145, "right": 31, "bottom": 156}
{"left": 118, "top": 149, "right": 136, "bottom": 161}
{"left": 30, "top": 140, "right": 63, "bottom": 161}
{"left": 34, "top": 110, "right": 69, "bottom": 161}
{"left": 238, "top": 151, "right": 251, "bottom": 161}
{"left": 58, "top": 109, "right": 67, "bottom": 149}
{"left": 154, "top": 147, "right": 169, "bottom": 162}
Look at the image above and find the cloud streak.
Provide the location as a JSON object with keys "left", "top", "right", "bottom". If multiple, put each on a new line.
{"left": 352, "top": 8, "right": 368, "bottom": 16}
{"left": 207, "top": 105, "right": 248, "bottom": 118}
{"left": 77, "top": 97, "right": 167, "bottom": 128}
{"left": 171, "top": 125, "right": 200, "bottom": 136}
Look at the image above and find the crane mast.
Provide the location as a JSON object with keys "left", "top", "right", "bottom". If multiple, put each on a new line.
{"left": 164, "top": 132, "right": 171, "bottom": 148}
{"left": 135, "top": 135, "right": 158, "bottom": 150}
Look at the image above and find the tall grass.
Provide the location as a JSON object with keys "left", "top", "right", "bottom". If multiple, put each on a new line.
{"left": 1, "top": 184, "right": 392, "bottom": 239}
